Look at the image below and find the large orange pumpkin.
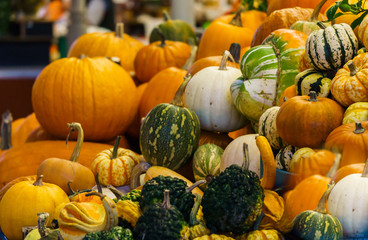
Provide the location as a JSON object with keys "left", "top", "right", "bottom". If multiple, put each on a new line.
{"left": 32, "top": 56, "right": 138, "bottom": 141}
{"left": 67, "top": 23, "right": 144, "bottom": 73}
{"left": 276, "top": 92, "right": 344, "bottom": 148}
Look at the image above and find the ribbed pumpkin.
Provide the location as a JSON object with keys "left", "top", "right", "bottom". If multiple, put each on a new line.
{"left": 305, "top": 22, "right": 358, "bottom": 71}
{"left": 291, "top": 182, "right": 343, "bottom": 240}
{"left": 325, "top": 122, "right": 368, "bottom": 167}
{"left": 134, "top": 29, "right": 192, "bottom": 83}
{"left": 276, "top": 92, "right": 344, "bottom": 148}
{"left": 358, "top": 14, "right": 368, "bottom": 49}
{"left": 140, "top": 75, "right": 200, "bottom": 171}
{"left": 37, "top": 122, "right": 96, "bottom": 195}
{"left": 67, "top": 23, "right": 144, "bottom": 73}
{"left": 0, "top": 175, "right": 37, "bottom": 201}
{"left": 32, "top": 56, "right": 138, "bottom": 141}
{"left": 91, "top": 136, "right": 140, "bottom": 187}
{"left": 184, "top": 50, "right": 247, "bottom": 132}
{"left": 343, "top": 102, "right": 368, "bottom": 124}
{"left": 267, "top": 0, "right": 335, "bottom": 15}
{"left": 330, "top": 53, "right": 368, "bottom": 107}
{"left": 294, "top": 68, "right": 332, "bottom": 97}
{"left": 0, "top": 175, "right": 70, "bottom": 240}
{"left": 196, "top": 8, "right": 254, "bottom": 59}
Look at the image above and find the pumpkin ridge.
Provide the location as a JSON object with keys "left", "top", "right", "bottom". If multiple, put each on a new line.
{"left": 333, "top": 26, "right": 346, "bottom": 70}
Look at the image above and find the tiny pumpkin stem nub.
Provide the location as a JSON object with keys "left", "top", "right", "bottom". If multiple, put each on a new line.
{"left": 310, "top": 0, "right": 328, "bottom": 21}
{"left": 315, "top": 182, "right": 335, "bottom": 213}
{"left": 348, "top": 61, "right": 359, "bottom": 76}
{"left": 111, "top": 136, "right": 121, "bottom": 159}
{"left": 219, "top": 50, "right": 235, "bottom": 71}
{"left": 152, "top": 27, "right": 166, "bottom": 47}
{"left": 34, "top": 175, "right": 44, "bottom": 187}
{"left": 230, "top": 7, "right": 243, "bottom": 27}
{"left": 229, "top": 43, "right": 241, "bottom": 63}
{"left": 353, "top": 122, "right": 365, "bottom": 134}
{"left": 115, "top": 23, "right": 124, "bottom": 39}
{"left": 242, "top": 143, "right": 250, "bottom": 171}
{"left": 0, "top": 110, "right": 12, "bottom": 150}
{"left": 66, "top": 122, "right": 83, "bottom": 163}
{"left": 79, "top": 54, "right": 88, "bottom": 59}
{"left": 162, "top": 189, "right": 171, "bottom": 209}
{"left": 308, "top": 91, "right": 318, "bottom": 102}
{"left": 171, "top": 74, "right": 192, "bottom": 107}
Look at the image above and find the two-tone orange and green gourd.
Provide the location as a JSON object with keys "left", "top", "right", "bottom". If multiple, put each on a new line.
{"left": 139, "top": 75, "right": 200, "bottom": 170}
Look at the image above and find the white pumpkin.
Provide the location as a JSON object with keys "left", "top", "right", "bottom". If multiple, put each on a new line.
{"left": 184, "top": 50, "right": 247, "bottom": 132}
{"left": 221, "top": 134, "right": 261, "bottom": 177}
{"left": 328, "top": 166, "right": 368, "bottom": 238}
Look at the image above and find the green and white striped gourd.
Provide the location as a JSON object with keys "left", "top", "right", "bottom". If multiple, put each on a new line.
{"left": 192, "top": 143, "right": 223, "bottom": 190}
{"left": 295, "top": 68, "right": 331, "bottom": 97}
{"left": 140, "top": 75, "right": 200, "bottom": 171}
{"left": 231, "top": 29, "right": 307, "bottom": 123}
{"left": 258, "top": 106, "right": 286, "bottom": 150}
{"left": 305, "top": 22, "right": 358, "bottom": 71}
{"left": 275, "top": 145, "right": 298, "bottom": 171}
{"left": 292, "top": 182, "right": 343, "bottom": 240}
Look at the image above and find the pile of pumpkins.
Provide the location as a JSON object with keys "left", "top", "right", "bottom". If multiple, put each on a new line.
{"left": 2, "top": 0, "right": 368, "bottom": 238}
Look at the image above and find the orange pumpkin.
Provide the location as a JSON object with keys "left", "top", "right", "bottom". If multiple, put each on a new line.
{"left": 277, "top": 85, "right": 297, "bottom": 106}
{"left": 228, "top": 122, "right": 255, "bottom": 139}
{"left": 325, "top": 122, "right": 368, "bottom": 167}
{"left": 0, "top": 175, "right": 37, "bottom": 201}
{"left": 25, "top": 125, "right": 59, "bottom": 142}
{"left": 251, "top": 7, "right": 326, "bottom": 47}
{"left": 68, "top": 23, "right": 144, "bottom": 73}
{"left": 37, "top": 122, "right": 96, "bottom": 194}
{"left": 267, "top": 0, "right": 335, "bottom": 15}
{"left": 11, "top": 112, "right": 41, "bottom": 147}
{"left": 276, "top": 92, "right": 344, "bottom": 148}
{"left": 196, "top": 8, "right": 254, "bottom": 59}
{"left": 134, "top": 30, "right": 192, "bottom": 83}
{"left": 330, "top": 53, "right": 368, "bottom": 107}
{"left": 331, "top": 163, "right": 364, "bottom": 184}
{"left": 32, "top": 56, "right": 138, "bottom": 141}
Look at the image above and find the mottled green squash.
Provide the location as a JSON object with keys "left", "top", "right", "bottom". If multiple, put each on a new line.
{"left": 140, "top": 75, "right": 200, "bottom": 170}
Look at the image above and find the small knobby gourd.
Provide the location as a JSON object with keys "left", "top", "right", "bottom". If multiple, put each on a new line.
{"left": 140, "top": 75, "right": 200, "bottom": 171}
{"left": 328, "top": 156, "right": 368, "bottom": 238}
{"left": 291, "top": 182, "right": 343, "bottom": 240}
{"left": 294, "top": 68, "right": 332, "bottom": 97}
{"left": 0, "top": 175, "right": 70, "bottom": 240}
{"left": 343, "top": 102, "right": 368, "bottom": 124}
{"left": 37, "top": 122, "right": 96, "bottom": 194}
{"left": 91, "top": 136, "right": 140, "bottom": 187}
{"left": 184, "top": 50, "right": 247, "bottom": 132}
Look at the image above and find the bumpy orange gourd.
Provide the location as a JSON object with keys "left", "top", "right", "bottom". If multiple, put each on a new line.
{"left": 37, "top": 122, "right": 96, "bottom": 194}
{"left": 134, "top": 30, "right": 191, "bottom": 83}
{"left": 68, "top": 23, "right": 144, "bottom": 73}
{"left": 91, "top": 136, "right": 140, "bottom": 187}
{"left": 0, "top": 175, "right": 70, "bottom": 240}
{"left": 276, "top": 92, "right": 344, "bottom": 148}
{"left": 32, "top": 56, "right": 138, "bottom": 141}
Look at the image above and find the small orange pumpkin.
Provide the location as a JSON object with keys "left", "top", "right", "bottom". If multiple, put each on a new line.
{"left": 331, "top": 163, "right": 364, "bottom": 184}
{"left": 277, "top": 85, "right": 297, "bottom": 106}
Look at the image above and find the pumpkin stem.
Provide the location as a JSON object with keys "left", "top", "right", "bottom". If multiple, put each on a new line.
{"left": 252, "top": 212, "right": 265, "bottom": 231}
{"left": 308, "top": 91, "right": 318, "bottom": 102}
{"left": 152, "top": 27, "right": 166, "bottom": 47}
{"left": 129, "top": 161, "right": 151, "bottom": 190}
{"left": 326, "top": 152, "right": 341, "bottom": 178}
{"left": 230, "top": 7, "right": 243, "bottom": 27}
{"left": 85, "top": 191, "right": 105, "bottom": 200}
{"left": 66, "top": 122, "right": 83, "bottom": 163}
{"left": 354, "top": 122, "right": 365, "bottom": 134}
{"left": 37, "top": 212, "right": 49, "bottom": 238}
{"left": 219, "top": 50, "right": 235, "bottom": 71}
{"left": 182, "top": 45, "right": 198, "bottom": 71}
{"left": 315, "top": 182, "right": 335, "bottom": 213}
{"left": 95, "top": 171, "right": 103, "bottom": 194}
{"left": 229, "top": 43, "right": 241, "bottom": 63}
{"left": 111, "top": 136, "right": 121, "bottom": 160}
{"left": 162, "top": 189, "right": 171, "bottom": 209}
{"left": 115, "top": 22, "right": 124, "bottom": 39}
{"left": 163, "top": 10, "right": 171, "bottom": 21}
{"left": 171, "top": 74, "right": 192, "bottom": 107}
{"left": 186, "top": 179, "right": 206, "bottom": 193}
{"left": 107, "top": 184, "right": 124, "bottom": 199}
{"left": 317, "top": 21, "right": 327, "bottom": 29}
{"left": 189, "top": 193, "right": 202, "bottom": 226}
{"left": 348, "top": 61, "right": 359, "bottom": 76}
{"left": 33, "top": 175, "right": 44, "bottom": 187}
{"left": 79, "top": 54, "right": 88, "bottom": 59}
{"left": 242, "top": 143, "right": 250, "bottom": 171}
{"left": 310, "top": 0, "right": 328, "bottom": 21}
{"left": 0, "top": 110, "right": 12, "bottom": 150}
{"left": 67, "top": 180, "right": 75, "bottom": 195}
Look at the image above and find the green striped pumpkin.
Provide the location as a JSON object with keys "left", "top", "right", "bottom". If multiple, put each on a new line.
{"left": 140, "top": 76, "right": 200, "bottom": 171}
{"left": 275, "top": 145, "right": 298, "bottom": 171}
{"left": 292, "top": 182, "right": 343, "bottom": 240}
{"left": 305, "top": 23, "right": 358, "bottom": 71}
{"left": 295, "top": 68, "right": 331, "bottom": 97}
{"left": 192, "top": 143, "right": 223, "bottom": 190}
{"left": 258, "top": 106, "right": 286, "bottom": 150}
{"left": 231, "top": 29, "right": 307, "bottom": 123}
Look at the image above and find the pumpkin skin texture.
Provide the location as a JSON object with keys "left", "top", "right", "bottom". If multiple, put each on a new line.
{"left": 343, "top": 102, "right": 368, "bottom": 124}
{"left": 330, "top": 53, "right": 368, "bottom": 107}
{"left": 67, "top": 23, "right": 144, "bottom": 73}
{"left": 305, "top": 23, "right": 358, "bottom": 72}
{"left": 0, "top": 176, "right": 70, "bottom": 240}
{"left": 267, "top": 0, "right": 336, "bottom": 15}
{"left": 139, "top": 76, "right": 200, "bottom": 171}
{"left": 0, "top": 175, "right": 37, "bottom": 201}
{"left": 331, "top": 163, "right": 364, "bottom": 184}
{"left": 11, "top": 112, "right": 40, "bottom": 147}
{"left": 134, "top": 37, "right": 191, "bottom": 83}
{"left": 214, "top": 10, "right": 267, "bottom": 33}
{"left": 325, "top": 122, "right": 368, "bottom": 167}
{"left": 184, "top": 51, "right": 247, "bottom": 132}
{"left": 32, "top": 56, "right": 138, "bottom": 141}
{"left": 358, "top": 14, "right": 368, "bottom": 49}
{"left": 276, "top": 92, "right": 344, "bottom": 148}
